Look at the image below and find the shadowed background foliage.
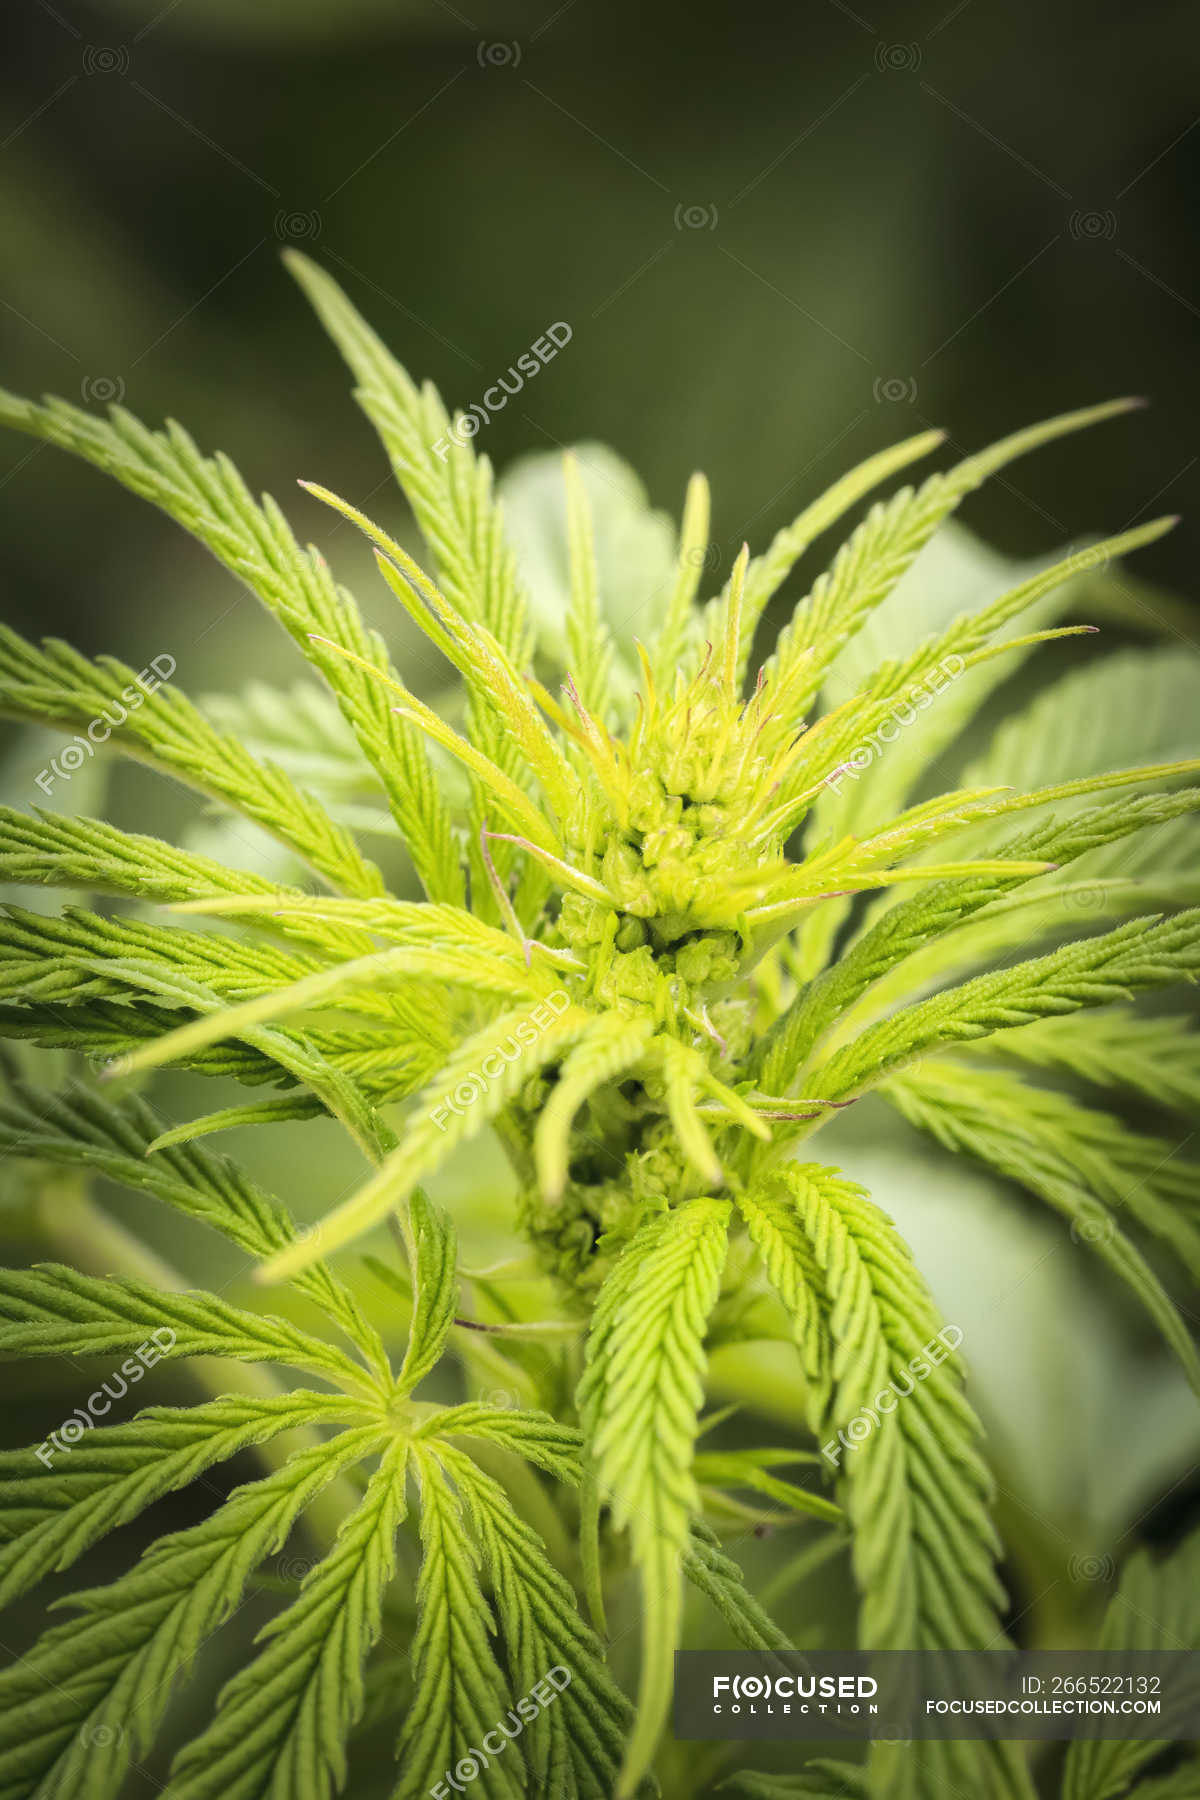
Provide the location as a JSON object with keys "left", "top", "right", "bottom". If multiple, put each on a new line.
{"left": 3, "top": 0, "right": 1199, "bottom": 673}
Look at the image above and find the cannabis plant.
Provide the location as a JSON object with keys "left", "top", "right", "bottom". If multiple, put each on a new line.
{"left": 0, "top": 253, "right": 1198, "bottom": 1800}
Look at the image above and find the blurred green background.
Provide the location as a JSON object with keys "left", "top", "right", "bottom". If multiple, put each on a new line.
{"left": 4, "top": 0, "right": 1200, "bottom": 669}
{"left": 2, "top": 2, "right": 1200, "bottom": 1791}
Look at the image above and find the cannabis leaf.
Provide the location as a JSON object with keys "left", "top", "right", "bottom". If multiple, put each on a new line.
{"left": 1061, "top": 1527, "right": 1200, "bottom": 1800}
{"left": 579, "top": 1198, "right": 731, "bottom": 1795}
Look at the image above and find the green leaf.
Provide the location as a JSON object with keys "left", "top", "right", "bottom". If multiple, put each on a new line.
{"left": 683, "top": 1519, "right": 795, "bottom": 1652}
{"left": 535, "top": 1012, "right": 656, "bottom": 1199}
{"left": 0, "top": 805, "right": 282, "bottom": 906}
{"left": 0, "top": 1078, "right": 386, "bottom": 1370}
{"left": 963, "top": 646, "right": 1200, "bottom": 795}
{"left": 805, "top": 526, "right": 1098, "bottom": 909}
{"left": 780, "top": 517, "right": 1175, "bottom": 816}
{"left": 396, "top": 1188, "right": 458, "bottom": 1396}
{"left": 0, "top": 1426, "right": 381, "bottom": 1800}
{"left": 578, "top": 1197, "right": 731, "bottom": 1797}
{"left": 762, "top": 398, "right": 1141, "bottom": 709}
{"left": 650, "top": 470, "right": 711, "bottom": 684}
{"left": 0, "top": 999, "right": 425, "bottom": 1107}
{"left": 1062, "top": 1526, "right": 1200, "bottom": 1800}
{"left": 0, "top": 387, "right": 458, "bottom": 901}
{"left": 562, "top": 449, "right": 615, "bottom": 722}
{"left": 977, "top": 1009, "right": 1200, "bottom": 1114}
{"left": 882, "top": 1059, "right": 1200, "bottom": 1395}
{"left": 500, "top": 440, "right": 679, "bottom": 693}
{"left": 285, "top": 253, "right": 531, "bottom": 898}
{"left": 811, "top": 909, "right": 1200, "bottom": 1102}
{"left": 0, "top": 1390, "right": 363, "bottom": 1612}
{"left": 713, "top": 424, "right": 947, "bottom": 684}
{"left": 760, "top": 786, "right": 1200, "bottom": 1089}
{"left": 737, "top": 1164, "right": 1034, "bottom": 1800}
{"left": 167, "top": 1437, "right": 408, "bottom": 1800}
{"left": 145, "top": 1092, "right": 328, "bottom": 1146}
{"left": 92, "top": 961, "right": 389, "bottom": 1161}
{"left": 258, "top": 1001, "right": 592, "bottom": 1283}
{"left": 0, "top": 623, "right": 383, "bottom": 898}
{"left": 394, "top": 1443, "right": 526, "bottom": 1800}
{"left": 437, "top": 1442, "right": 633, "bottom": 1797}
{"left": 103, "top": 921, "right": 564, "bottom": 1088}
{"left": 692, "top": 1448, "right": 841, "bottom": 1524}
{"left": 286, "top": 253, "right": 527, "bottom": 662}
{"left": 422, "top": 1403, "right": 584, "bottom": 1486}
{"left": 0, "top": 899, "right": 320, "bottom": 1007}
{"left": 0, "top": 1265, "right": 379, "bottom": 1397}
{"left": 201, "top": 678, "right": 395, "bottom": 815}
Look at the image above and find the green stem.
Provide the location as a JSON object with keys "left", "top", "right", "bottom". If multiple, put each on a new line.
{"left": 34, "top": 1178, "right": 360, "bottom": 1551}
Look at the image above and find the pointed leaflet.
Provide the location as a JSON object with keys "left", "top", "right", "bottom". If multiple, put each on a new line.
{"left": 756, "top": 756, "right": 1200, "bottom": 987}
{"left": 712, "top": 425, "right": 946, "bottom": 683}
{"left": 0, "top": 806, "right": 282, "bottom": 906}
{"left": 87, "top": 959, "right": 388, "bottom": 1162}
{"left": 808, "top": 527, "right": 1081, "bottom": 855}
{"left": 0, "top": 996, "right": 298, "bottom": 1086}
{"left": 692, "top": 1448, "right": 840, "bottom": 1525}
{"left": 0, "top": 901, "right": 322, "bottom": 1005}
{"left": 0, "top": 389, "right": 458, "bottom": 901}
{"left": 284, "top": 253, "right": 527, "bottom": 659}
{"left": 167, "top": 1438, "right": 408, "bottom": 1800}
{"left": 419, "top": 1403, "right": 583, "bottom": 1486}
{"left": 578, "top": 1199, "right": 731, "bottom": 1797}
{"left": 0, "top": 1428, "right": 380, "bottom": 1800}
{"left": 761, "top": 398, "right": 1140, "bottom": 706}
{"left": 0, "top": 623, "right": 384, "bottom": 899}
{"left": 773, "top": 517, "right": 1175, "bottom": 822}
{"left": 0, "top": 1391, "right": 366, "bottom": 1612}
{"left": 650, "top": 470, "right": 711, "bottom": 682}
{"left": 284, "top": 253, "right": 531, "bottom": 887}
{"left": 963, "top": 644, "right": 1200, "bottom": 794}
{"left": 201, "top": 677, "right": 391, "bottom": 806}
{"left": 977, "top": 1010, "right": 1200, "bottom": 1114}
{"left": 0, "top": 1005, "right": 427, "bottom": 1115}
{"left": 152, "top": 889, "right": 558, "bottom": 972}
{"left": 656, "top": 1038, "right": 724, "bottom": 1187}
{"left": 105, "top": 937, "right": 557, "bottom": 1083}
{"left": 394, "top": 1444, "right": 526, "bottom": 1800}
{"left": 1061, "top": 1527, "right": 1200, "bottom": 1800}
{"left": 0, "top": 1265, "right": 379, "bottom": 1397}
{"left": 0, "top": 1079, "right": 386, "bottom": 1373}
{"left": 435, "top": 1444, "right": 632, "bottom": 1798}
{"left": 259, "top": 1002, "right": 593, "bottom": 1282}
{"left": 501, "top": 441, "right": 679, "bottom": 699}
{"left": 758, "top": 786, "right": 1200, "bottom": 1090}
{"left": 396, "top": 1187, "right": 458, "bottom": 1395}
{"left": 904, "top": 1055, "right": 1200, "bottom": 1273}
{"left": 812, "top": 757, "right": 1200, "bottom": 876}
{"left": 736, "top": 1164, "right": 1034, "bottom": 1800}
{"left": 808, "top": 909, "right": 1200, "bottom": 1103}
{"left": 683, "top": 1521, "right": 795, "bottom": 1652}
{"left": 299, "top": 484, "right": 577, "bottom": 823}
{"left": 882, "top": 1059, "right": 1200, "bottom": 1395}
{"left": 563, "top": 450, "right": 615, "bottom": 722}
{"left": 145, "top": 1092, "right": 326, "bottom": 1147}
{"left": 0, "top": 911, "right": 400, "bottom": 1147}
